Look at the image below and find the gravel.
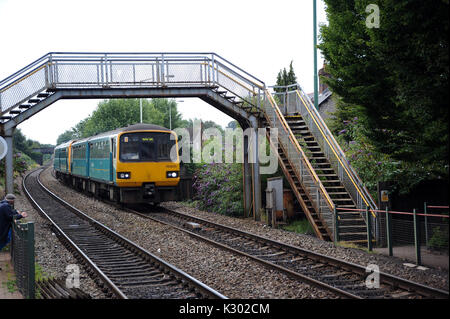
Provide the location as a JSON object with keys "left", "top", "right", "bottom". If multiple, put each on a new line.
{"left": 160, "top": 203, "right": 449, "bottom": 292}
{"left": 15, "top": 166, "right": 448, "bottom": 298}
{"left": 14, "top": 171, "right": 109, "bottom": 299}
{"left": 34, "top": 167, "right": 336, "bottom": 298}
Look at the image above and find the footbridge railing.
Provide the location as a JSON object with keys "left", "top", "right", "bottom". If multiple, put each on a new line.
{"left": 0, "top": 52, "right": 265, "bottom": 117}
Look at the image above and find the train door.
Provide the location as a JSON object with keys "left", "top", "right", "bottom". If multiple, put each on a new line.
{"left": 111, "top": 137, "right": 116, "bottom": 182}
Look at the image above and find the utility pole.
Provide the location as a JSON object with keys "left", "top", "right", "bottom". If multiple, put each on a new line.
{"left": 313, "top": 0, "right": 319, "bottom": 110}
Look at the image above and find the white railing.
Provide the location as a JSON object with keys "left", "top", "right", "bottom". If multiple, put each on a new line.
{"left": 1, "top": 52, "right": 266, "bottom": 116}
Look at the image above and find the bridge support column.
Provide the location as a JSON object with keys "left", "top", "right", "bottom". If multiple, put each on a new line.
{"left": 243, "top": 134, "right": 252, "bottom": 218}
{"left": 3, "top": 127, "right": 15, "bottom": 196}
{"left": 249, "top": 116, "right": 261, "bottom": 221}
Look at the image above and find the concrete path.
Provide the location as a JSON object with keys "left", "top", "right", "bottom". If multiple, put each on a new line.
{"left": 374, "top": 245, "right": 449, "bottom": 270}
{"left": 0, "top": 251, "right": 23, "bottom": 299}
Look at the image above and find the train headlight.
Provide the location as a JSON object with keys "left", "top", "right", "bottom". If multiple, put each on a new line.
{"left": 166, "top": 171, "right": 179, "bottom": 178}
{"left": 117, "top": 172, "right": 131, "bottom": 179}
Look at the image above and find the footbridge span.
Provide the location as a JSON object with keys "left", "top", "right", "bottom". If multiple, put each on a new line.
{"left": 0, "top": 52, "right": 377, "bottom": 243}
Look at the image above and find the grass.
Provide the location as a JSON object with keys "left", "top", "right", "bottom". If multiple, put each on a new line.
{"left": 35, "top": 262, "right": 53, "bottom": 299}
{"left": 1, "top": 263, "right": 18, "bottom": 294}
{"left": 336, "top": 241, "right": 378, "bottom": 254}
{"left": 282, "top": 219, "right": 315, "bottom": 235}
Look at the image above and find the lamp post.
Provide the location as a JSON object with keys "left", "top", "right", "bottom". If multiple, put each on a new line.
{"left": 172, "top": 99, "right": 184, "bottom": 130}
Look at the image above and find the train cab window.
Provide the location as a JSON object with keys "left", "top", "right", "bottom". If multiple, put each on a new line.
{"left": 119, "top": 132, "right": 175, "bottom": 162}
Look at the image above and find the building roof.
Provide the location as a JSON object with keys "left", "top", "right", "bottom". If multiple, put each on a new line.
{"left": 307, "top": 88, "right": 332, "bottom": 106}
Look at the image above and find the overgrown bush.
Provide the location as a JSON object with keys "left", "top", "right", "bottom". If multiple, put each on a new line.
{"left": 0, "top": 152, "right": 29, "bottom": 177}
{"left": 428, "top": 227, "right": 449, "bottom": 251}
{"left": 334, "top": 117, "right": 401, "bottom": 198}
{"left": 192, "top": 163, "right": 243, "bottom": 216}
{"left": 0, "top": 152, "right": 29, "bottom": 193}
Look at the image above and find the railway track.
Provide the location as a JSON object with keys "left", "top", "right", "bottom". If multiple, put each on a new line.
{"left": 127, "top": 206, "right": 449, "bottom": 299}
{"left": 23, "top": 169, "right": 227, "bottom": 299}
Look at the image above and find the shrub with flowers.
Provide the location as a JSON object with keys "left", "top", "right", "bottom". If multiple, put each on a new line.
{"left": 192, "top": 162, "right": 243, "bottom": 216}
{"left": 0, "top": 152, "right": 30, "bottom": 193}
{"left": 0, "top": 152, "right": 29, "bottom": 177}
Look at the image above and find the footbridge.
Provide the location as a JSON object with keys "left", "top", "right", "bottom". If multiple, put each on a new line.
{"left": 0, "top": 52, "right": 377, "bottom": 244}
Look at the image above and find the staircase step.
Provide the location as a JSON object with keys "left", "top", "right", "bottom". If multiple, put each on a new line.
{"left": 19, "top": 104, "right": 32, "bottom": 109}
{"left": 343, "top": 239, "right": 375, "bottom": 244}
{"left": 28, "top": 98, "right": 41, "bottom": 103}
{"left": 37, "top": 92, "right": 51, "bottom": 98}
{"left": 339, "top": 232, "right": 369, "bottom": 236}
{"left": 339, "top": 219, "right": 366, "bottom": 226}
{"left": 339, "top": 225, "right": 367, "bottom": 231}
{"left": 9, "top": 110, "right": 21, "bottom": 115}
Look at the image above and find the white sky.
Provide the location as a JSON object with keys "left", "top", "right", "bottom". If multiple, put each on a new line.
{"left": 0, "top": 0, "right": 326, "bottom": 145}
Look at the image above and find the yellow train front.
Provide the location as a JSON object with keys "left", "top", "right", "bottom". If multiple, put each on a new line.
{"left": 54, "top": 123, "right": 180, "bottom": 204}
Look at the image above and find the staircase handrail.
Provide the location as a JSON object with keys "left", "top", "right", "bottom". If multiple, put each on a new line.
{"left": 264, "top": 89, "right": 335, "bottom": 212}
{"left": 294, "top": 84, "right": 378, "bottom": 215}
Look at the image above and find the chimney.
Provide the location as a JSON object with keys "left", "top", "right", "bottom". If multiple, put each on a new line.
{"left": 318, "top": 64, "right": 330, "bottom": 94}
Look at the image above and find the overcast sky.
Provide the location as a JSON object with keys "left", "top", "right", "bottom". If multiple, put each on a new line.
{"left": 0, "top": 0, "right": 326, "bottom": 145}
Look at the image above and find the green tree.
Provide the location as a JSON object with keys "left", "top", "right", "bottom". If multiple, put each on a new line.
{"left": 56, "top": 98, "right": 186, "bottom": 142}
{"left": 152, "top": 98, "right": 186, "bottom": 130}
{"left": 275, "top": 61, "right": 297, "bottom": 92}
{"left": 319, "top": 0, "right": 449, "bottom": 191}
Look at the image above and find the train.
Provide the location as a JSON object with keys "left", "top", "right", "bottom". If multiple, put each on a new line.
{"left": 53, "top": 123, "right": 180, "bottom": 204}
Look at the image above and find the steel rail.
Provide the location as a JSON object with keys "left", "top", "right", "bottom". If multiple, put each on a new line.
{"left": 23, "top": 169, "right": 127, "bottom": 299}
{"left": 23, "top": 168, "right": 227, "bottom": 299}
{"left": 125, "top": 207, "right": 358, "bottom": 299}
{"left": 130, "top": 206, "right": 449, "bottom": 299}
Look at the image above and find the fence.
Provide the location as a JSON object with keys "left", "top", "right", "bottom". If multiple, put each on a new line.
{"left": 177, "top": 176, "right": 194, "bottom": 200}
{"left": 11, "top": 218, "right": 35, "bottom": 299}
{"left": 334, "top": 204, "right": 449, "bottom": 266}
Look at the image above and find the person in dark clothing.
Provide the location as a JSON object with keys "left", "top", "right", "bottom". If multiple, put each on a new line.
{"left": 0, "top": 194, "right": 28, "bottom": 252}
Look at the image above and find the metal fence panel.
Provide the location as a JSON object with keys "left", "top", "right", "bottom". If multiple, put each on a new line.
{"left": 11, "top": 219, "right": 35, "bottom": 299}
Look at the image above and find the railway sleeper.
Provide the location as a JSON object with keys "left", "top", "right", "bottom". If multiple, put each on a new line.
{"left": 102, "top": 263, "right": 155, "bottom": 271}
{"left": 104, "top": 269, "right": 161, "bottom": 276}
{"left": 107, "top": 272, "right": 166, "bottom": 280}
{"left": 118, "top": 278, "right": 179, "bottom": 288}
{"left": 92, "top": 257, "right": 145, "bottom": 265}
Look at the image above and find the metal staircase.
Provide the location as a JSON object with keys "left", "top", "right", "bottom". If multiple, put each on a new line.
{"left": 263, "top": 85, "right": 378, "bottom": 244}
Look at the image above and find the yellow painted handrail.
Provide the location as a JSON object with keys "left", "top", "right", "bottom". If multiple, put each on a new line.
{"left": 296, "top": 90, "right": 377, "bottom": 218}
{"left": 0, "top": 63, "right": 47, "bottom": 94}
{"left": 265, "top": 90, "right": 335, "bottom": 211}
